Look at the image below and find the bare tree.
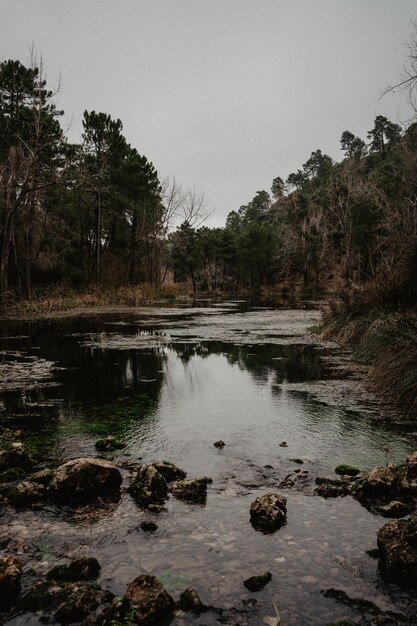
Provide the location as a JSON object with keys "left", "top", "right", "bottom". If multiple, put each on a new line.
{"left": 160, "top": 176, "right": 212, "bottom": 232}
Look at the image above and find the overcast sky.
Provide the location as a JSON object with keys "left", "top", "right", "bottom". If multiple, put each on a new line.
{"left": 1, "top": 0, "right": 416, "bottom": 225}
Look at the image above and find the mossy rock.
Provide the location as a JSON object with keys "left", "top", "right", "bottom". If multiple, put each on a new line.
{"left": 95, "top": 436, "right": 126, "bottom": 452}
{"left": 335, "top": 464, "right": 360, "bottom": 477}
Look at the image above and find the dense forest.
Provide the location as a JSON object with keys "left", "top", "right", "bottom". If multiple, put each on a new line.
{"left": 0, "top": 56, "right": 416, "bottom": 307}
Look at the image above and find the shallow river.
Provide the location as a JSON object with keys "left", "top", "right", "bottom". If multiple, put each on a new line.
{"left": 1, "top": 304, "right": 416, "bottom": 625}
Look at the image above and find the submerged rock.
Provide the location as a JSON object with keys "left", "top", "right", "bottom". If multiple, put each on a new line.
{"left": 171, "top": 477, "right": 208, "bottom": 502}
{"left": 95, "top": 436, "right": 126, "bottom": 452}
{"left": 152, "top": 461, "right": 186, "bottom": 482}
{"left": 250, "top": 493, "right": 287, "bottom": 531}
{"left": 47, "top": 557, "right": 101, "bottom": 582}
{"left": 0, "top": 442, "right": 34, "bottom": 473}
{"left": 373, "top": 500, "right": 413, "bottom": 518}
{"left": 335, "top": 464, "right": 361, "bottom": 477}
{"left": 140, "top": 521, "right": 158, "bottom": 532}
{"left": 178, "top": 587, "right": 206, "bottom": 613}
{"left": 128, "top": 463, "right": 168, "bottom": 505}
{"left": 243, "top": 571, "right": 272, "bottom": 592}
{"left": 49, "top": 457, "right": 122, "bottom": 502}
{"left": 0, "top": 555, "right": 22, "bottom": 606}
{"left": 377, "top": 515, "right": 417, "bottom": 586}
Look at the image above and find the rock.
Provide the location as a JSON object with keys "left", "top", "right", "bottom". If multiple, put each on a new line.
{"left": 373, "top": 500, "right": 413, "bottom": 518}
{"left": 314, "top": 477, "right": 350, "bottom": 498}
{"left": 377, "top": 515, "right": 417, "bottom": 586}
{"left": 54, "top": 583, "right": 112, "bottom": 624}
{"left": 30, "top": 468, "right": 54, "bottom": 485}
{"left": 335, "top": 464, "right": 360, "bottom": 477}
{"left": 290, "top": 458, "right": 304, "bottom": 464}
{"left": 128, "top": 463, "right": 168, "bottom": 505}
{"left": 213, "top": 440, "right": 225, "bottom": 448}
{"left": 399, "top": 452, "right": 417, "bottom": 492}
{"left": 47, "top": 557, "right": 100, "bottom": 582}
{"left": 140, "top": 521, "right": 158, "bottom": 532}
{"left": 0, "top": 555, "right": 22, "bottom": 606}
{"left": 264, "top": 464, "right": 274, "bottom": 469}
{"left": 152, "top": 461, "right": 187, "bottom": 482}
{"left": 0, "top": 442, "right": 34, "bottom": 472}
{"left": 95, "top": 436, "right": 126, "bottom": 452}
{"left": 250, "top": 493, "right": 287, "bottom": 531}
{"left": 243, "top": 571, "right": 272, "bottom": 592}
{"left": 11, "top": 480, "right": 47, "bottom": 507}
{"left": 125, "top": 574, "right": 174, "bottom": 624}
{"left": 352, "top": 465, "right": 398, "bottom": 502}
{"left": 49, "top": 457, "right": 122, "bottom": 502}
{"left": 279, "top": 442, "right": 288, "bottom": 447}
{"left": 178, "top": 587, "right": 205, "bottom": 613}
{"left": 171, "top": 477, "right": 208, "bottom": 503}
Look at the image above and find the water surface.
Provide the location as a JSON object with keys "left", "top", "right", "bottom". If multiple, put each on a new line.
{"left": 1, "top": 306, "right": 416, "bottom": 625}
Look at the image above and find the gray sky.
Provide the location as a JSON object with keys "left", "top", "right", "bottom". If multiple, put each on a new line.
{"left": 1, "top": 0, "right": 416, "bottom": 226}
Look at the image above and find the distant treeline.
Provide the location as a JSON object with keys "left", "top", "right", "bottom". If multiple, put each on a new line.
{"left": 1, "top": 57, "right": 416, "bottom": 306}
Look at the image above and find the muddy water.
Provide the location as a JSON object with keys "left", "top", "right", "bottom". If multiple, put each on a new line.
{"left": 1, "top": 305, "right": 416, "bottom": 625}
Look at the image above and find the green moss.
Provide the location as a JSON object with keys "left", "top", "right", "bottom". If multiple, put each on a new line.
{"left": 335, "top": 464, "right": 360, "bottom": 477}
{"left": 95, "top": 436, "right": 126, "bottom": 452}
{"left": 0, "top": 467, "right": 25, "bottom": 482}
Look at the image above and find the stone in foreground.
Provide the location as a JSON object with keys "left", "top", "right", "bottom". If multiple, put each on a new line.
{"left": 178, "top": 587, "right": 206, "bottom": 613}
{"left": 128, "top": 463, "right": 168, "bottom": 505}
{"left": 0, "top": 442, "right": 34, "bottom": 473}
{"left": 243, "top": 571, "right": 272, "bottom": 592}
{"left": 0, "top": 555, "right": 22, "bottom": 606}
{"left": 49, "top": 457, "right": 122, "bottom": 502}
{"left": 250, "top": 492, "right": 287, "bottom": 531}
{"left": 377, "top": 515, "right": 417, "bottom": 587}
{"left": 171, "top": 477, "right": 209, "bottom": 502}
{"left": 152, "top": 461, "right": 187, "bottom": 482}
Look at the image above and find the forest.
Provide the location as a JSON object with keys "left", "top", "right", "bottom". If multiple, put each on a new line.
{"left": 0, "top": 57, "right": 416, "bottom": 307}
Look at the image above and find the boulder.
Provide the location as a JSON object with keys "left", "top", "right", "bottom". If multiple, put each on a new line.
{"left": 250, "top": 493, "right": 287, "bottom": 531}
{"left": 178, "top": 587, "right": 206, "bottom": 613}
{"left": 0, "top": 555, "right": 22, "bottom": 606}
{"left": 243, "top": 571, "right": 272, "bottom": 592}
{"left": 49, "top": 458, "right": 122, "bottom": 502}
{"left": 213, "top": 440, "right": 225, "bottom": 448}
{"left": 377, "top": 515, "right": 417, "bottom": 586}
{"left": 47, "top": 557, "right": 100, "bottom": 582}
{"left": 352, "top": 465, "right": 398, "bottom": 502}
{"left": 30, "top": 468, "right": 54, "bottom": 485}
{"left": 152, "top": 461, "right": 186, "bottom": 482}
{"left": 128, "top": 463, "right": 168, "bottom": 505}
{"left": 171, "top": 477, "right": 208, "bottom": 503}
{"left": 0, "top": 442, "right": 34, "bottom": 472}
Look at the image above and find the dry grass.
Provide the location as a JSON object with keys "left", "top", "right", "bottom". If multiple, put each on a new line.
{"left": 4, "top": 282, "right": 190, "bottom": 316}
{"left": 322, "top": 296, "right": 417, "bottom": 416}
